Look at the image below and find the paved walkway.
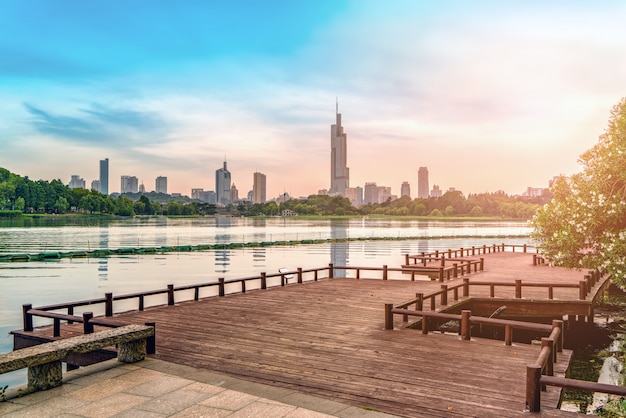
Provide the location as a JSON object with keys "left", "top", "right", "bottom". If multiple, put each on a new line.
{"left": 0, "top": 358, "right": 398, "bottom": 418}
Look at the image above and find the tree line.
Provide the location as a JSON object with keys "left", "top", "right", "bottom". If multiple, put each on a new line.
{"left": 0, "top": 167, "right": 216, "bottom": 216}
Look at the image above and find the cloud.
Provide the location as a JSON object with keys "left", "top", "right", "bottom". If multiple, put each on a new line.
{"left": 23, "top": 102, "right": 168, "bottom": 146}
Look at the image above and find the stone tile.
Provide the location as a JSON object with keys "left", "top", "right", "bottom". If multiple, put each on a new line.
{"left": 66, "top": 365, "right": 131, "bottom": 387}
{"left": 184, "top": 381, "right": 225, "bottom": 396}
{"left": 285, "top": 408, "right": 338, "bottom": 418}
{"left": 228, "top": 399, "right": 297, "bottom": 417}
{"left": 198, "top": 389, "right": 259, "bottom": 411}
{"left": 335, "top": 406, "right": 397, "bottom": 417}
{"left": 0, "top": 400, "right": 24, "bottom": 414}
{"left": 64, "top": 378, "right": 142, "bottom": 402}
{"left": 6, "top": 383, "right": 82, "bottom": 406}
{"left": 123, "top": 375, "right": 193, "bottom": 398}
{"left": 279, "top": 393, "right": 349, "bottom": 415}
{"left": 110, "top": 408, "right": 166, "bottom": 418}
{"left": 113, "top": 367, "right": 164, "bottom": 384}
{"left": 0, "top": 395, "right": 89, "bottom": 418}
{"left": 72, "top": 392, "right": 151, "bottom": 418}
{"left": 134, "top": 386, "right": 212, "bottom": 415}
{"left": 169, "top": 404, "right": 231, "bottom": 418}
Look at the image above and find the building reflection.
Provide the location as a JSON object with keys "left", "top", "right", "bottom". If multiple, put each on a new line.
{"left": 330, "top": 219, "right": 348, "bottom": 278}
{"left": 98, "top": 226, "right": 109, "bottom": 281}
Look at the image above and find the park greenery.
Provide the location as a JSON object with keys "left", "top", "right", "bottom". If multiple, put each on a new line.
{"left": 531, "top": 98, "right": 626, "bottom": 288}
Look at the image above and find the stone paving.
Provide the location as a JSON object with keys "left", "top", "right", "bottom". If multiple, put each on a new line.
{"left": 0, "top": 358, "right": 398, "bottom": 418}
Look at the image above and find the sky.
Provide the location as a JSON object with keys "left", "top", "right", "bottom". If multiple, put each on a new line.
{"left": 2, "top": 0, "right": 626, "bottom": 199}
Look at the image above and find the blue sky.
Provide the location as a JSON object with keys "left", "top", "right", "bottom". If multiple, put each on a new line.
{"left": 2, "top": 1, "right": 626, "bottom": 198}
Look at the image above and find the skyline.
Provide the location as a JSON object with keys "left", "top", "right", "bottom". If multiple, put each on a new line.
{"left": 2, "top": 1, "right": 626, "bottom": 198}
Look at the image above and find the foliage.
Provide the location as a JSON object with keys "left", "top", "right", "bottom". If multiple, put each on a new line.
{"left": 594, "top": 398, "right": 626, "bottom": 418}
{"left": 531, "top": 98, "right": 626, "bottom": 286}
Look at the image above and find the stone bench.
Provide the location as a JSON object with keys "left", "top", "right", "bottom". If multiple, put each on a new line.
{"left": 0, "top": 324, "right": 154, "bottom": 391}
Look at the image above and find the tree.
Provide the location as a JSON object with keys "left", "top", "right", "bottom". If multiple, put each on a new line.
{"left": 531, "top": 98, "right": 626, "bottom": 286}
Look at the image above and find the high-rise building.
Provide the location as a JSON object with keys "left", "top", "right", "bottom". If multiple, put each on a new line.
{"left": 430, "top": 184, "right": 442, "bottom": 198}
{"left": 191, "top": 188, "right": 204, "bottom": 200}
{"left": 418, "top": 167, "right": 429, "bottom": 199}
{"left": 253, "top": 172, "right": 266, "bottom": 203}
{"left": 330, "top": 100, "right": 349, "bottom": 196}
{"left": 345, "top": 186, "right": 363, "bottom": 207}
{"left": 121, "top": 175, "right": 139, "bottom": 193}
{"left": 91, "top": 179, "right": 100, "bottom": 193}
{"left": 155, "top": 176, "right": 167, "bottom": 194}
{"left": 363, "top": 182, "right": 378, "bottom": 204}
{"left": 215, "top": 161, "right": 231, "bottom": 206}
{"left": 400, "top": 181, "right": 411, "bottom": 198}
{"left": 378, "top": 186, "right": 392, "bottom": 204}
{"left": 99, "top": 158, "right": 109, "bottom": 195}
{"left": 230, "top": 183, "right": 239, "bottom": 202}
{"left": 138, "top": 183, "right": 145, "bottom": 193}
{"left": 68, "top": 175, "right": 85, "bottom": 189}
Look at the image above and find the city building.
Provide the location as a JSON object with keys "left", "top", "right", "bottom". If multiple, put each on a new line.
{"left": 400, "top": 181, "right": 411, "bottom": 198}
{"left": 523, "top": 187, "right": 544, "bottom": 197}
{"left": 138, "top": 183, "right": 145, "bottom": 193}
{"left": 99, "top": 158, "right": 109, "bottom": 195}
{"left": 378, "top": 186, "right": 392, "bottom": 204}
{"left": 345, "top": 186, "right": 363, "bottom": 207}
{"left": 191, "top": 188, "right": 205, "bottom": 200}
{"left": 91, "top": 179, "right": 100, "bottom": 192}
{"left": 230, "top": 183, "right": 239, "bottom": 203}
{"left": 155, "top": 176, "right": 167, "bottom": 194}
{"left": 363, "top": 182, "right": 378, "bottom": 205}
{"left": 418, "top": 167, "right": 429, "bottom": 199}
{"left": 330, "top": 100, "right": 349, "bottom": 196}
{"left": 68, "top": 175, "right": 85, "bottom": 189}
{"left": 430, "top": 185, "right": 442, "bottom": 198}
{"left": 215, "top": 161, "right": 231, "bottom": 206}
{"left": 120, "top": 175, "right": 139, "bottom": 194}
{"left": 253, "top": 172, "right": 266, "bottom": 203}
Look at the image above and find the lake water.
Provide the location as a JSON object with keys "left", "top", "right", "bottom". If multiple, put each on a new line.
{"left": 0, "top": 217, "right": 531, "bottom": 388}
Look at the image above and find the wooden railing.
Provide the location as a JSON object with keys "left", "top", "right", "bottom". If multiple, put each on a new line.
{"left": 405, "top": 243, "right": 537, "bottom": 263}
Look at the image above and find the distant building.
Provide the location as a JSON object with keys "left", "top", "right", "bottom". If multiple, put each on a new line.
{"left": 230, "top": 183, "right": 239, "bottom": 203}
{"left": 99, "top": 158, "right": 109, "bottom": 195}
{"left": 345, "top": 186, "right": 363, "bottom": 207}
{"left": 68, "top": 175, "right": 85, "bottom": 189}
{"left": 400, "top": 181, "right": 411, "bottom": 198}
{"left": 215, "top": 161, "right": 231, "bottom": 206}
{"left": 430, "top": 184, "right": 442, "bottom": 198}
{"left": 281, "top": 209, "right": 298, "bottom": 217}
{"left": 418, "top": 167, "right": 429, "bottom": 199}
{"left": 155, "top": 176, "right": 167, "bottom": 194}
{"left": 330, "top": 100, "right": 349, "bottom": 196}
{"left": 522, "top": 187, "right": 544, "bottom": 197}
{"left": 191, "top": 188, "right": 204, "bottom": 200}
{"left": 138, "top": 183, "right": 146, "bottom": 193}
{"left": 120, "top": 175, "right": 139, "bottom": 194}
{"left": 91, "top": 179, "right": 100, "bottom": 192}
{"left": 253, "top": 172, "right": 267, "bottom": 203}
{"left": 378, "top": 186, "right": 392, "bottom": 203}
{"left": 363, "top": 182, "right": 378, "bottom": 204}
{"left": 202, "top": 190, "right": 217, "bottom": 204}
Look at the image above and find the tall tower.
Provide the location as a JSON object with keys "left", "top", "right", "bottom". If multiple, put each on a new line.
{"left": 330, "top": 100, "right": 349, "bottom": 196}
{"left": 400, "top": 181, "right": 411, "bottom": 198}
{"left": 215, "top": 160, "right": 231, "bottom": 206}
{"left": 418, "top": 167, "right": 429, "bottom": 199}
{"left": 253, "top": 172, "right": 266, "bottom": 203}
{"left": 99, "top": 158, "right": 109, "bottom": 195}
{"left": 155, "top": 176, "right": 167, "bottom": 194}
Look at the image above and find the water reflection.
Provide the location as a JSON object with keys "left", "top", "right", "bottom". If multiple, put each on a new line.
{"left": 214, "top": 250, "right": 230, "bottom": 273}
{"left": 98, "top": 226, "right": 108, "bottom": 281}
{"left": 330, "top": 219, "right": 348, "bottom": 277}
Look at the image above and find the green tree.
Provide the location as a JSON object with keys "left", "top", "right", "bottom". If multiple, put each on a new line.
{"left": 53, "top": 196, "right": 70, "bottom": 214}
{"left": 531, "top": 98, "right": 626, "bottom": 286}
{"left": 14, "top": 196, "right": 25, "bottom": 212}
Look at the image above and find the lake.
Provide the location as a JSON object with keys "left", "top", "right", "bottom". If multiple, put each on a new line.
{"left": 0, "top": 217, "right": 531, "bottom": 388}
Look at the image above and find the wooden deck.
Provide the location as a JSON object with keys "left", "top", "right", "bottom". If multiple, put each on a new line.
{"left": 108, "top": 252, "right": 588, "bottom": 417}
{"left": 15, "top": 251, "right": 610, "bottom": 417}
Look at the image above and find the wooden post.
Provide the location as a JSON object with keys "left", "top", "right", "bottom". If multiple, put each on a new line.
{"left": 579, "top": 281, "right": 586, "bottom": 300}
{"left": 297, "top": 267, "right": 303, "bottom": 284}
{"left": 461, "top": 310, "right": 471, "bottom": 340}
{"left": 314, "top": 270, "right": 318, "bottom": 281}
{"left": 430, "top": 297, "right": 435, "bottom": 311}
{"left": 194, "top": 287, "right": 200, "bottom": 301}
{"left": 526, "top": 365, "right": 542, "bottom": 412}
{"left": 23, "top": 303, "right": 33, "bottom": 332}
{"left": 241, "top": 280, "right": 246, "bottom": 293}
{"left": 105, "top": 292, "right": 113, "bottom": 317}
{"left": 410, "top": 270, "right": 415, "bottom": 281}
{"left": 139, "top": 295, "right": 145, "bottom": 311}
{"left": 505, "top": 325, "right": 512, "bottom": 345}
{"left": 440, "top": 285, "right": 448, "bottom": 306}
{"left": 472, "top": 246, "right": 475, "bottom": 256}
{"left": 383, "top": 265, "right": 388, "bottom": 280}
{"left": 553, "top": 320, "right": 563, "bottom": 353}
{"left": 53, "top": 318, "right": 61, "bottom": 337}
{"left": 145, "top": 322, "right": 156, "bottom": 354}
{"left": 480, "top": 258, "right": 484, "bottom": 271}
{"left": 463, "top": 278, "right": 469, "bottom": 297}
{"left": 542, "top": 338, "right": 554, "bottom": 376}
{"left": 218, "top": 278, "right": 225, "bottom": 297}
{"left": 281, "top": 273, "right": 285, "bottom": 286}
{"left": 261, "top": 272, "right": 267, "bottom": 289}
{"left": 83, "top": 312, "right": 94, "bottom": 334}
{"left": 548, "top": 286, "right": 553, "bottom": 300}
{"left": 453, "top": 263, "right": 458, "bottom": 278}
{"left": 453, "top": 287, "right": 458, "bottom": 301}
{"left": 523, "top": 244, "right": 527, "bottom": 253}
{"left": 515, "top": 279, "right": 522, "bottom": 299}
{"left": 440, "top": 255, "right": 445, "bottom": 267}
{"left": 416, "top": 293, "right": 423, "bottom": 311}
{"left": 422, "top": 315, "right": 429, "bottom": 334}
{"left": 68, "top": 306, "right": 74, "bottom": 324}
{"left": 167, "top": 284, "right": 175, "bottom": 305}
{"left": 533, "top": 254, "right": 537, "bottom": 266}
{"left": 490, "top": 284, "right": 495, "bottom": 298}
{"left": 438, "top": 267, "right": 444, "bottom": 282}
{"left": 329, "top": 263, "right": 334, "bottom": 279}
{"left": 405, "top": 254, "right": 409, "bottom": 265}
{"left": 384, "top": 303, "right": 394, "bottom": 330}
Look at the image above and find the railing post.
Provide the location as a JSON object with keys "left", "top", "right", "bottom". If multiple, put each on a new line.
{"left": 384, "top": 303, "right": 394, "bottom": 330}
{"left": 405, "top": 254, "right": 409, "bottom": 265}
{"left": 383, "top": 265, "right": 388, "bottom": 280}
{"left": 68, "top": 306, "right": 74, "bottom": 324}
{"left": 422, "top": 315, "right": 429, "bottom": 334}
{"left": 261, "top": 272, "right": 267, "bottom": 289}
{"left": 505, "top": 324, "right": 512, "bottom": 345}
{"left": 297, "top": 267, "right": 303, "bottom": 284}
{"left": 523, "top": 244, "right": 527, "bottom": 253}
{"left": 526, "top": 364, "right": 542, "bottom": 412}
{"left": 553, "top": 319, "right": 564, "bottom": 353}
{"left": 542, "top": 338, "right": 554, "bottom": 376}
{"left": 440, "top": 285, "right": 448, "bottom": 306}
{"left": 241, "top": 280, "right": 246, "bottom": 293}
{"left": 83, "top": 312, "right": 94, "bottom": 334}
{"left": 453, "top": 263, "right": 458, "bottom": 278}
{"left": 472, "top": 246, "right": 475, "bottom": 256}
{"left": 533, "top": 254, "right": 537, "bottom": 266}
{"left": 440, "top": 254, "right": 445, "bottom": 267}
{"left": 194, "top": 287, "right": 200, "bottom": 301}
{"left": 105, "top": 292, "right": 113, "bottom": 317}
{"left": 53, "top": 318, "right": 61, "bottom": 337}
{"left": 416, "top": 293, "right": 423, "bottom": 311}
{"left": 145, "top": 322, "right": 156, "bottom": 354}
{"left": 139, "top": 295, "right": 145, "bottom": 311}
{"left": 480, "top": 258, "right": 484, "bottom": 271}
{"left": 579, "top": 281, "right": 586, "bottom": 300}
{"left": 23, "top": 303, "right": 33, "bottom": 331}
{"left": 438, "top": 267, "right": 444, "bottom": 282}
{"left": 463, "top": 278, "right": 469, "bottom": 297}
{"left": 329, "top": 263, "right": 334, "bottom": 279}
{"left": 357, "top": 268, "right": 361, "bottom": 279}
{"left": 461, "top": 310, "right": 471, "bottom": 340}
{"left": 218, "top": 278, "right": 225, "bottom": 297}
{"left": 167, "top": 284, "right": 175, "bottom": 305}
{"left": 515, "top": 279, "right": 522, "bottom": 299}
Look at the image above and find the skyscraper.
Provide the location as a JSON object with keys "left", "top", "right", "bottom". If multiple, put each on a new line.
{"left": 363, "top": 182, "right": 378, "bottom": 204}
{"left": 330, "top": 100, "right": 349, "bottom": 196}
{"left": 215, "top": 161, "right": 231, "bottom": 206}
{"left": 121, "top": 176, "right": 139, "bottom": 193}
{"left": 99, "top": 158, "right": 109, "bottom": 195}
{"left": 253, "top": 172, "right": 266, "bottom": 203}
{"left": 68, "top": 175, "right": 85, "bottom": 189}
{"left": 418, "top": 167, "right": 429, "bottom": 199}
{"left": 401, "top": 181, "right": 411, "bottom": 198}
{"left": 155, "top": 176, "right": 167, "bottom": 194}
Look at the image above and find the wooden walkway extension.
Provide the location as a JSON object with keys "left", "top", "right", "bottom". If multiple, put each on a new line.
{"left": 106, "top": 252, "right": 588, "bottom": 417}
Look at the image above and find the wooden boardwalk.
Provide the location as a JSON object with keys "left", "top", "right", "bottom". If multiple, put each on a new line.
{"left": 105, "top": 252, "right": 588, "bottom": 417}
